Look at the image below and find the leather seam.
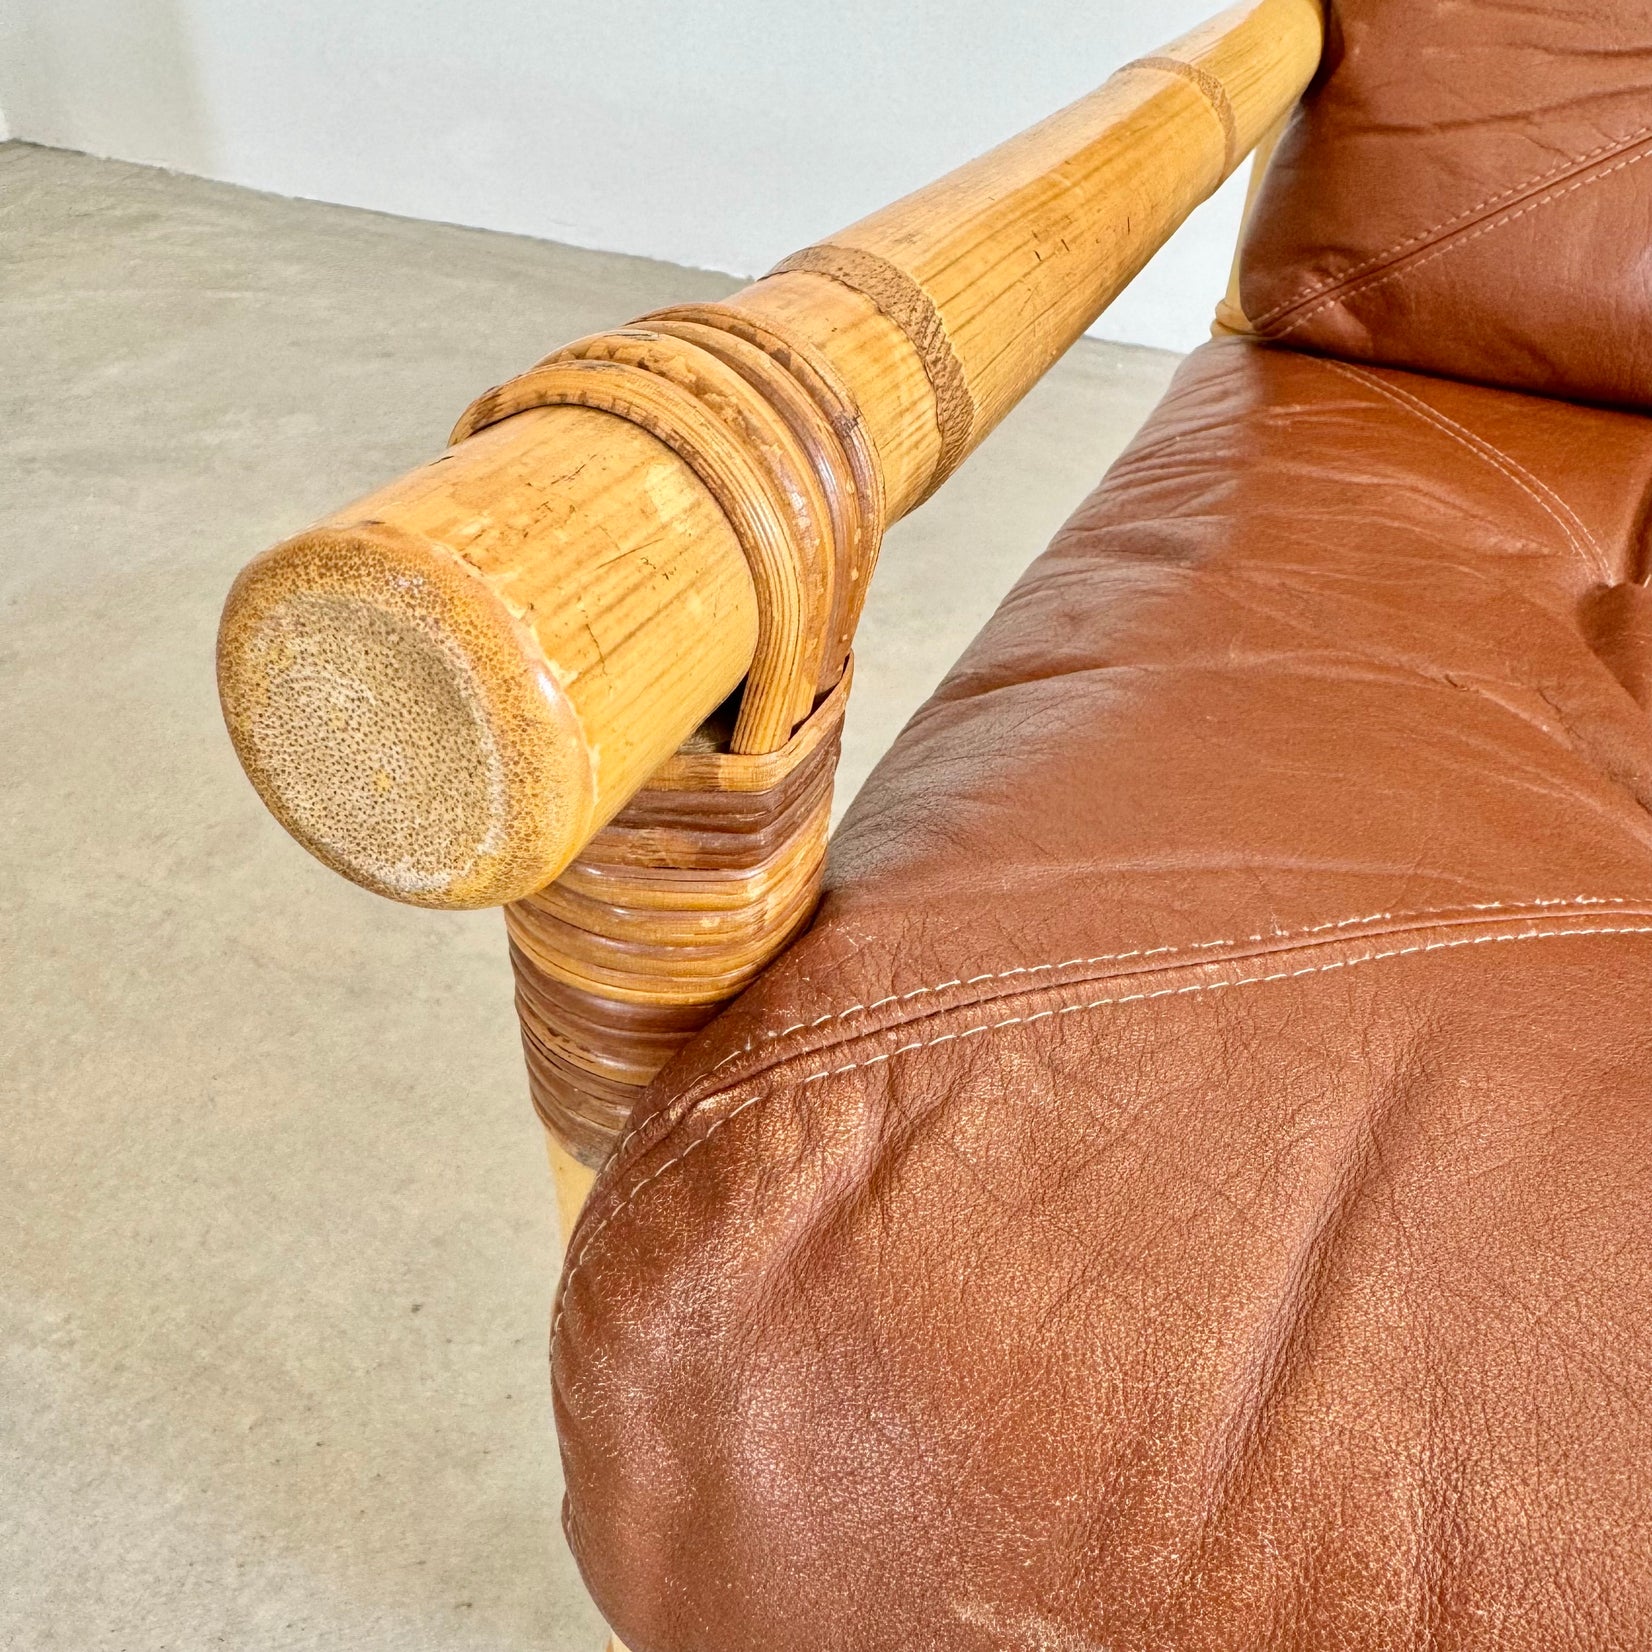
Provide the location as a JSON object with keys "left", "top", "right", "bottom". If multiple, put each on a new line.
{"left": 1264, "top": 141, "right": 1652, "bottom": 343}
{"left": 1251, "top": 121, "right": 1652, "bottom": 330}
{"left": 1312, "top": 358, "right": 1610, "bottom": 578}
{"left": 603, "top": 896, "right": 1638, "bottom": 1166}
{"left": 555, "top": 917, "right": 1652, "bottom": 1349}
{"left": 683, "top": 894, "right": 1637, "bottom": 1098}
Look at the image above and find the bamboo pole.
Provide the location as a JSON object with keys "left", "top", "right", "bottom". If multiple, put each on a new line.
{"left": 1213, "top": 116, "right": 1291, "bottom": 337}
{"left": 219, "top": 0, "right": 1323, "bottom": 911}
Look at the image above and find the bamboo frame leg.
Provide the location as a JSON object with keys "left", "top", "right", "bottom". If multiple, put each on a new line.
{"left": 1211, "top": 114, "right": 1288, "bottom": 337}
{"left": 548, "top": 1131, "right": 599, "bottom": 1251}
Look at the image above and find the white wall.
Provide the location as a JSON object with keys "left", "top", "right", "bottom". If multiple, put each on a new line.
{"left": 0, "top": 0, "right": 1246, "bottom": 353}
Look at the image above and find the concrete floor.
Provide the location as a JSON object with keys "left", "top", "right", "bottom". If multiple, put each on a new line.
{"left": 0, "top": 141, "right": 1180, "bottom": 1649}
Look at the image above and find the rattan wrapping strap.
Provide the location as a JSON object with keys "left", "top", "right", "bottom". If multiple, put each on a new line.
{"left": 1125, "top": 55, "right": 1239, "bottom": 172}
{"left": 452, "top": 344, "right": 828, "bottom": 753}
{"left": 769, "top": 243, "right": 977, "bottom": 499}
{"left": 639, "top": 305, "right": 886, "bottom": 693}
{"left": 452, "top": 319, "right": 883, "bottom": 751}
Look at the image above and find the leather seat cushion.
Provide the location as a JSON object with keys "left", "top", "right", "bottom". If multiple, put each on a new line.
{"left": 553, "top": 340, "right": 1652, "bottom": 1651}
{"left": 1240, "top": 0, "right": 1652, "bottom": 409}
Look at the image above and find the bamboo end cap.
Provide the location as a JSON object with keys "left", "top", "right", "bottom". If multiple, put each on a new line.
{"left": 217, "top": 525, "right": 595, "bottom": 909}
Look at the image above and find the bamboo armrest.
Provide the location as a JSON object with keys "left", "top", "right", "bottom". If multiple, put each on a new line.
{"left": 218, "top": 0, "right": 1324, "bottom": 910}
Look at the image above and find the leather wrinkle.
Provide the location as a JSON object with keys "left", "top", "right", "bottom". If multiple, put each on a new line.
{"left": 1242, "top": 2, "right": 1652, "bottom": 408}
{"left": 1309, "top": 358, "right": 1611, "bottom": 578}
{"left": 1181, "top": 1010, "right": 1431, "bottom": 1593}
{"left": 553, "top": 909, "right": 1652, "bottom": 1359}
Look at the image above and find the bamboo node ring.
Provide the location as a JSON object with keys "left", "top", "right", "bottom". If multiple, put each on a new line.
{"left": 768, "top": 242, "right": 977, "bottom": 498}
{"left": 1125, "top": 54, "right": 1240, "bottom": 173}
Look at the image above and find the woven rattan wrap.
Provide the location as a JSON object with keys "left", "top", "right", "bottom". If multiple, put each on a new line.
{"left": 452, "top": 313, "right": 879, "bottom": 1164}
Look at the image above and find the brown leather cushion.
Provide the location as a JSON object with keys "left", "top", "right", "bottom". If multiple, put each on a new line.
{"left": 554, "top": 341, "right": 1652, "bottom": 1650}
{"left": 1240, "top": 0, "right": 1652, "bottom": 407}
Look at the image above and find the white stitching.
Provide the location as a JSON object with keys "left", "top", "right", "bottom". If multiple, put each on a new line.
{"left": 1250, "top": 123, "right": 1652, "bottom": 330}
{"left": 1312, "top": 359, "right": 1609, "bottom": 577}
{"left": 1268, "top": 144, "right": 1652, "bottom": 345}
{"left": 601, "top": 896, "right": 1636, "bottom": 1166}
{"left": 689, "top": 896, "right": 1634, "bottom": 1088}
{"left": 1317, "top": 359, "right": 1601, "bottom": 562}
{"left": 555, "top": 918, "right": 1652, "bottom": 1350}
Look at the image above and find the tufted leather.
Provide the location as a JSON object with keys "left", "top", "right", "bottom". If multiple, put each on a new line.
{"left": 1240, "top": 0, "right": 1652, "bottom": 408}
{"left": 553, "top": 338, "right": 1652, "bottom": 1650}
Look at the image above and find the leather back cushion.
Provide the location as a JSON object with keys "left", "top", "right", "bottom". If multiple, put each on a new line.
{"left": 1240, "top": 0, "right": 1652, "bottom": 407}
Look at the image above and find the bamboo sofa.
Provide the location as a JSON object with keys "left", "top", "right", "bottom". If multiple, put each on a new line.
{"left": 217, "top": 0, "right": 1652, "bottom": 1645}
